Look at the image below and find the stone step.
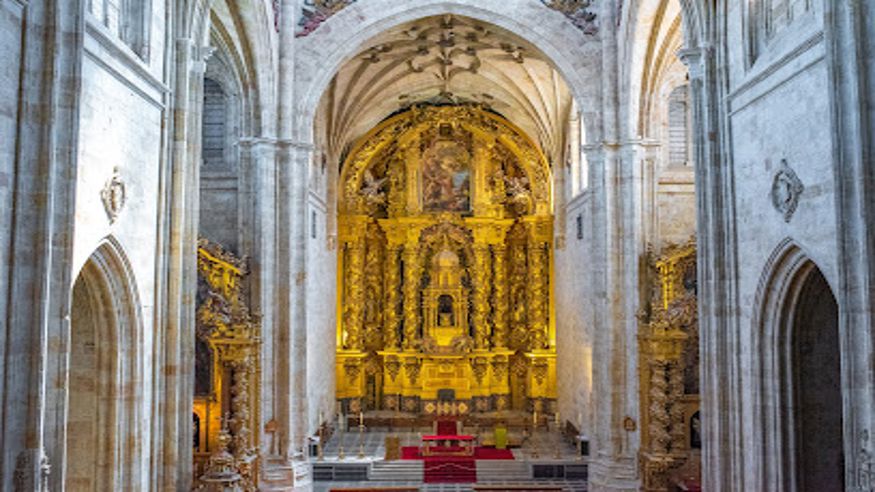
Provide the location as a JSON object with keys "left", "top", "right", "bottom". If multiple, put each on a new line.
{"left": 476, "top": 460, "right": 531, "bottom": 481}
{"left": 260, "top": 458, "right": 306, "bottom": 491}
{"left": 369, "top": 460, "right": 424, "bottom": 481}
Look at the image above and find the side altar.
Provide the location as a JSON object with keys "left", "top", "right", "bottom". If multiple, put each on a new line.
{"left": 335, "top": 105, "right": 557, "bottom": 416}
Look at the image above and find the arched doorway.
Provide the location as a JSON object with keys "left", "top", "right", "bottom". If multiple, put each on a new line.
{"left": 756, "top": 245, "right": 845, "bottom": 491}
{"left": 66, "top": 241, "right": 142, "bottom": 491}
{"left": 790, "top": 266, "right": 843, "bottom": 491}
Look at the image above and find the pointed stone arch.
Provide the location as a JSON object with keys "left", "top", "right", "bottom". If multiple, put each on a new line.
{"left": 752, "top": 239, "right": 845, "bottom": 491}
{"left": 65, "top": 237, "right": 145, "bottom": 491}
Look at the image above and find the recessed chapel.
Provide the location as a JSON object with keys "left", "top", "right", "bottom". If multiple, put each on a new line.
{"left": 0, "top": 1, "right": 872, "bottom": 491}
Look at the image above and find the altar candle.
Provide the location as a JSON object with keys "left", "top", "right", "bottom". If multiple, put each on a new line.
{"left": 533, "top": 411, "right": 537, "bottom": 425}
{"left": 359, "top": 411, "right": 363, "bottom": 426}
{"left": 555, "top": 412, "right": 561, "bottom": 425}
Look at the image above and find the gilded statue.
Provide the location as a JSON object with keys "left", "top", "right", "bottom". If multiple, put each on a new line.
{"left": 360, "top": 169, "right": 388, "bottom": 207}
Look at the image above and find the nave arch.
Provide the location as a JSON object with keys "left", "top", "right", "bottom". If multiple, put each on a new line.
{"left": 291, "top": 1, "right": 717, "bottom": 485}
{"left": 293, "top": 0, "right": 604, "bottom": 147}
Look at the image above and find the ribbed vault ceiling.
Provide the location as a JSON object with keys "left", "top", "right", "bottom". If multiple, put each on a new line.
{"left": 318, "top": 15, "right": 574, "bottom": 165}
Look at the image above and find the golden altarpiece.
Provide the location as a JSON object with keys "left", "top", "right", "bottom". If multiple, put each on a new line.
{"left": 193, "top": 240, "right": 261, "bottom": 490}
{"left": 637, "top": 241, "right": 700, "bottom": 491}
{"left": 336, "top": 105, "right": 557, "bottom": 416}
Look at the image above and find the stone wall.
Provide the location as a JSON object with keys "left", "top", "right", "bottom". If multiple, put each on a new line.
{"left": 307, "top": 180, "right": 337, "bottom": 430}
{"left": 555, "top": 191, "right": 596, "bottom": 435}
{"left": 70, "top": 8, "right": 168, "bottom": 490}
{"left": 722, "top": 2, "right": 841, "bottom": 489}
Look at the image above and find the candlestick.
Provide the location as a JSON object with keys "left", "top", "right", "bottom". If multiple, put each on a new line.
{"left": 357, "top": 422, "right": 365, "bottom": 459}
{"left": 317, "top": 423, "right": 324, "bottom": 461}
{"left": 359, "top": 411, "right": 363, "bottom": 427}
{"left": 338, "top": 429, "right": 346, "bottom": 460}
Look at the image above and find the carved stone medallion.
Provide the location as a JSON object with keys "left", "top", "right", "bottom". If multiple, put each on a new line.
{"left": 100, "top": 167, "right": 127, "bottom": 224}
{"left": 770, "top": 159, "right": 804, "bottom": 223}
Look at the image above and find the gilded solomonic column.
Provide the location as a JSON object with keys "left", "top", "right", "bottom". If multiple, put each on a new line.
{"left": 402, "top": 243, "right": 422, "bottom": 350}
{"left": 472, "top": 242, "right": 492, "bottom": 349}
{"left": 383, "top": 241, "right": 402, "bottom": 349}
{"left": 492, "top": 243, "right": 509, "bottom": 348}
{"left": 639, "top": 309, "right": 689, "bottom": 492}
{"left": 345, "top": 238, "right": 366, "bottom": 351}
{"left": 525, "top": 217, "right": 551, "bottom": 350}
{"left": 340, "top": 216, "right": 369, "bottom": 352}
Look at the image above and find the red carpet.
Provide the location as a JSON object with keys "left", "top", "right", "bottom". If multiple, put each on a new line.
{"left": 400, "top": 446, "right": 514, "bottom": 483}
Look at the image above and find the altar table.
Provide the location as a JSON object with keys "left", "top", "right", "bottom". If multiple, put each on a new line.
{"left": 421, "top": 434, "right": 476, "bottom": 456}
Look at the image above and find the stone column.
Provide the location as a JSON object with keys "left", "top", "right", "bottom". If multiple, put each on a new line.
{"left": 272, "top": 0, "right": 309, "bottom": 478}
{"left": 240, "top": 138, "right": 278, "bottom": 454}
{"left": 288, "top": 143, "right": 311, "bottom": 462}
{"left": 472, "top": 243, "right": 493, "bottom": 349}
{"left": 402, "top": 244, "right": 422, "bottom": 350}
{"left": 825, "top": 4, "right": 875, "bottom": 492}
{"left": 492, "top": 244, "right": 509, "bottom": 349}
{"left": 0, "top": 1, "right": 83, "bottom": 489}
{"left": 678, "top": 38, "right": 742, "bottom": 492}
{"left": 383, "top": 244, "right": 402, "bottom": 350}
{"left": 587, "top": 4, "right": 644, "bottom": 488}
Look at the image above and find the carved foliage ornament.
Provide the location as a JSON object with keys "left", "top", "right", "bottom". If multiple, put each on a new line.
{"left": 541, "top": 0, "right": 599, "bottom": 35}
{"left": 296, "top": 0, "right": 356, "bottom": 37}
{"left": 101, "top": 167, "right": 126, "bottom": 224}
{"left": 385, "top": 356, "right": 401, "bottom": 382}
{"left": 344, "top": 359, "right": 361, "bottom": 381}
{"left": 770, "top": 159, "right": 804, "bottom": 223}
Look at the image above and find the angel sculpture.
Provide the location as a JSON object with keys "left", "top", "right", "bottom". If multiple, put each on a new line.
{"left": 504, "top": 174, "right": 531, "bottom": 213}
{"left": 360, "top": 169, "right": 388, "bottom": 206}
{"left": 504, "top": 174, "right": 530, "bottom": 199}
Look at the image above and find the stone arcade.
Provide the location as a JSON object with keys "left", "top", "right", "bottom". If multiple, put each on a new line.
{"left": 0, "top": 0, "right": 873, "bottom": 491}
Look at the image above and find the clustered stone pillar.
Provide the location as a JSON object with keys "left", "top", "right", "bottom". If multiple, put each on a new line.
{"left": 344, "top": 238, "right": 366, "bottom": 351}
{"left": 402, "top": 245, "right": 422, "bottom": 350}
{"left": 472, "top": 243, "right": 493, "bottom": 349}
{"left": 492, "top": 244, "right": 509, "bottom": 349}
{"left": 383, "top": 244, "right": 402, "bottom": 349}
